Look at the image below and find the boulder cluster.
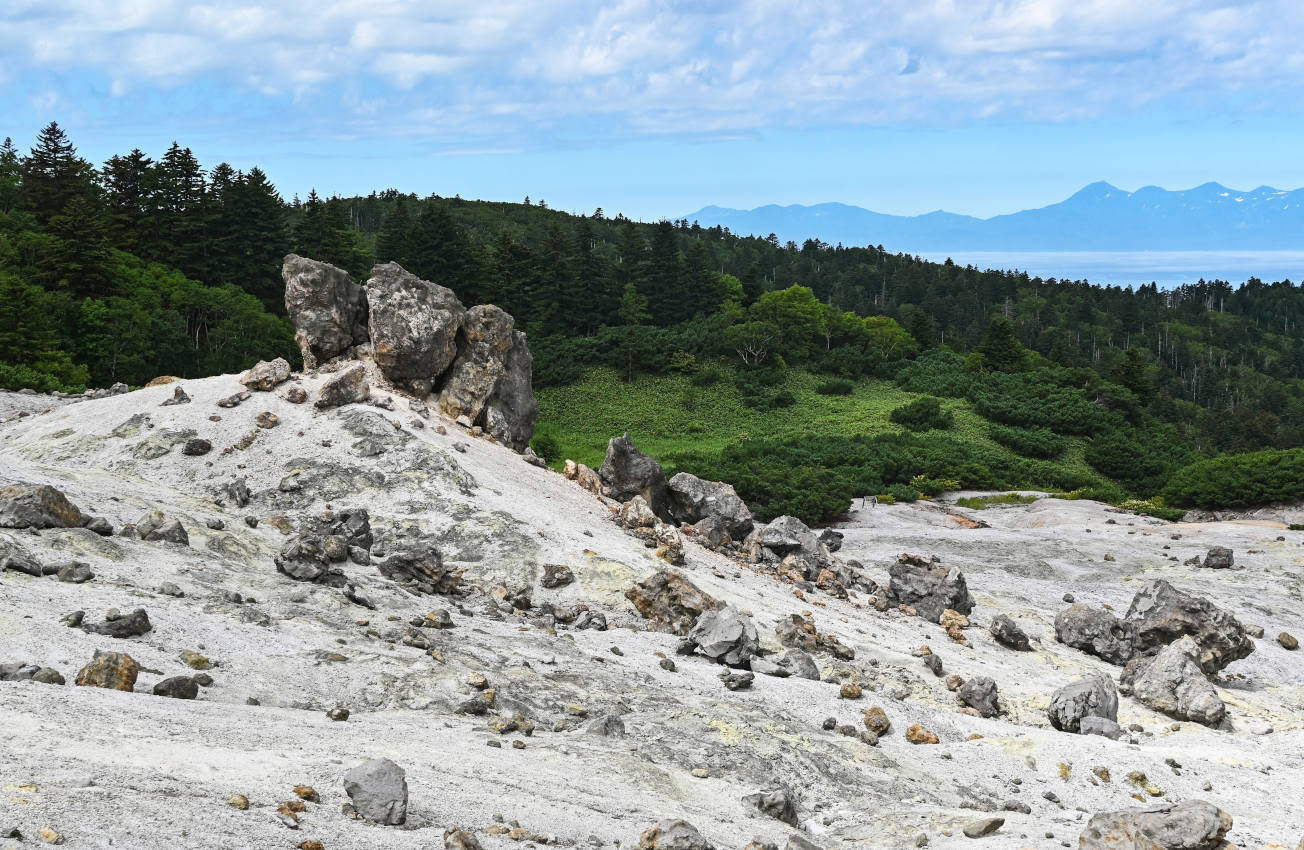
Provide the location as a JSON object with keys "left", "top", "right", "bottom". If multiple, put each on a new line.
{"left": 283, "top": 254, "right": 537, "bottom": 451}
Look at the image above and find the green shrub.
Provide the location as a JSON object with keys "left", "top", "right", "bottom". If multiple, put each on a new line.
{"left": 691, "top": 366, "right": 724, "bottom": 387}
{"left": 530, "top": 432, "right": 560, "bottom": 463}
{"left": 1161, "top": 448, "right": 1304, "bottom": 509}
{"left": 884, "top": 483, "right": 921, "bottom": 503}
{"left": 889, "top": 396, "right": 954, "bottom": 431}
{"left": 956, "top": 493, "right": 1039, "bottom": 510}
{"left": 770, "top": 390, "right": 796, "bottom": 409}
{"left": 815, "top": 378, "right": 854, "bottom": 396}
{"left": 1290, "top": 524, "right": 1304, "bottom": 531}
{"left": 1085, "top": 423, "right": 1197, "bottom": 497}
{"left": 988, "top": 424, "right": 1067, "bottom": 459}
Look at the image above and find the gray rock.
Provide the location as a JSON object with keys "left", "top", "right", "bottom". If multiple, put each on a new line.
{"left": 343, "top": 757, "right": 408, "bottom": 825}
{"left": 688, "top": 606, "right": 759, "bottom": 667}
{"left": 719, "top": 670, "right": 754, "bottom": 690}
{"left": 785, "top": 838, "right": 822, "bottom": 850}
{"left": 586, "top": 713, "right": 626, "bottom": 737}
{"left": 274, "top": 534, "right": 345, "bottom": 586}
{"left": 152, "top": 675, "right": 199, "bottom": 699}
{"left": 989, "top": 614, "right": 1030, "bottom": 650}
{"left": 817, "top": 528, "right": 844, "bottom": 552}
{"left": 958, "top": 676, "right": 1000, "bottom": 717}
{"left": 1079, "top": 716, "right": 1124, "bottom": 739}
{"left": 217, "top": 390, "right": 250, "bottom": 408}
{"left": 159, "top": 385, "right": 191, "bottom": 406}
{"left": 83, "top": 608, "right": 152, "bottom": 639}
{"left": 779, "top": 649, "right": 820, "bottom": 680}
{"left": 56, "top": 561, "right": 94, "bottom": 584}
{"left": 283, "top": 254, "right": 369, "bottom": 368}
{"left": 377, "top": 545, "right": 462, "bottom": 594}
{"left": 157, "top": 582, "right": 185, "bottom": 597}
{"left": 1201, "top": 546, "right": 1234, "bottom": 569}
{"left": 1125, "top": 579, "right": 1254, "bottom": 674}
{"left": 480, "top": 328, "right": 538, "bottom": 453}
{"left": 240, "top": 357, "right": 291, "bottom": 391}
{"left": 637, "top": 819, "right": 714, "bottom": 849}
{"left": 754, "top": 515, "right": 836, "bottom": 580}
{"left": 885, "top": 553, "right": 974, "bottom": 623}
{"left": 1120, "top": 636, "right": 1226, "bottom": 726}
{"left": 1, "top": 551, "right": 42, "bottom": 577}
{"left": 135, "top": 510, "right": 189, "bottom": 545}
{"left": 0, "top": 662, "right": 65, "bottom": 685}
{"left": 366, "top": 262, "right": 465, "bottom": 393}
{"left": 82, "top": 516, "right": 114, "bottom": 536}
{"left": 0, "top": 483, "right": 85, "bottom": 529}
{"left": 748, "top": 656, "right": 789, "bottom": 677}
{"left": 756, "top": 515, "right": 809, "bottom": 555}
{"left": 667, "top": 472, "right": 754, "bottom": 540}
{"left": 1048, "top": 673, "right": 1118, "bottom": 733}
{"left": 1079, "top": 800, "right": 1233, "bottom": 850}
{"left": 315, "top": 363, "right": 370, "bottom": 409}
{"left": 226, "top": 478, "right": 251, "bottom": 508}
{"left": 599, "top": 434, "right": 670, "bottom": 518}
{"left": 1054, "top": 604, "right": 1137, "bottom": 664}
{"left": 962, "top": 817, "right": 1004, "bottom": 838}
{"left": 437, "top": 304, "right": 515, "bottom": 421}
{"left": 741, "top": 786, "right": 798, "bottom": 825}
{"left": 540, "top": 563, "right": 575, "bottom": 589}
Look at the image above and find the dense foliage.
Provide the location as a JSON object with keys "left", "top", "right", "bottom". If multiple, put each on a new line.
{"left": 4, "top": 122, "right": 1304, "bottom": 513}
{"left": 1161, "top": 449, "right": 1304, "bottom": 509}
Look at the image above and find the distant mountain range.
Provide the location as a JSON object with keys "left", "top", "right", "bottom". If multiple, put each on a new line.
{"left": 684, "top": 182, "right": 1304, "bottom": 251}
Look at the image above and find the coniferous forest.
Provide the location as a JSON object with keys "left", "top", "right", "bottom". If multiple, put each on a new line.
{"left": 5, "top": 122, "right": 1304, "bottom": 517}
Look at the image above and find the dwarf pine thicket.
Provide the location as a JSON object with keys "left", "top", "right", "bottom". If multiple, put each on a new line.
{"left": 4, "top": 122, "right": 1304, "bottom": 518}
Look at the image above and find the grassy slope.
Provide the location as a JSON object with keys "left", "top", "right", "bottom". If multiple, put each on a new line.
{"left": 535, "top": 364, "right": 1096, "bottom": 482}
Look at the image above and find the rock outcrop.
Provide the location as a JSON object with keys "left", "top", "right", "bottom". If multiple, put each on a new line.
{"left": 283, "top": 254, "right": 369, "bottom": 368}
{"left": 366, "top": 262, "right": 465, "bottom": 394}
{"left": 600, "top": 434, "right": 670, "bottom": 517}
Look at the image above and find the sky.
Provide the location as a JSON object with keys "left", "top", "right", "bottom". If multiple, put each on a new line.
{"left": 5, "top": 0, "right": 1304, "bottom": 221}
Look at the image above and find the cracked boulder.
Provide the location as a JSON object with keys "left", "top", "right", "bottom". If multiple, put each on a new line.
{"left": 239, "top": 357, "right": 291, "bottom": 391}
{"left": 283, "top": 254, "right": 369, "bottom": 368}
{"left": 1048, "top": 673, "right": 1119, "bottom": 733}
{"left": 667, "top": 472, "right": 754, "bottom": 540}
{"left": 366, "top": 262, "right": 465, "bottom": 394}
{"left": 1054, "top": 604, "right": 1137, "bottom": 665}
{"left": 1080, "top": 800, "right": 1234, "bottom": 850}
{"left": 688, "top": 605, "right": 759, "bottom": 667}
{"left": 1124, "top": 579, "right": 1254, "bottom": 674}
{"left": 1120, "top": 636, "right": 1226, "bottom": 727}
{"left": 885, "top": 553, "right": 973, "bottom": 623}
{"left": 0, "top": 484, "right": 84, "bottom": 529}
{"left": 599, "top": 434, "right": 670, "bottom": 519}
{"left": 625, "top": 570, "right": 720, "bottom": 635}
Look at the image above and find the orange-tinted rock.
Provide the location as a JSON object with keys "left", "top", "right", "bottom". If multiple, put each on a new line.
{"left": 74, "top": 650, "right": 139, "bottom": 691}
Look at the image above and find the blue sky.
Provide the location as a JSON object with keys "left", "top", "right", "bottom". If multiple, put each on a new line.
{"left": 4, "top": 0, "right": 1304, "bottom": 220}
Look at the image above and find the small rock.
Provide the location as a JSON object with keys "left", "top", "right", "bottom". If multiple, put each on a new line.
{"left": 255, "top": 411, "right": 280, "bottom": 429}
{"left": 160, "top": 386, "right": 191, "bottom": 406}
{"left": 957, "top": 676, "right": 1000, "bottom": 717}
{"left": 839, "top": 682, "right": 862, "bottom": 699}
{"left": 1280, "top": 632, "right": 1299, "bottom": 650}
{"left": 989, "top": 614, "right": 1030, "bottom": 650}
{"left": 861, "top": 706, "right": 891, "bottom": 736}
{"left": 284, "top": 386, "right": 308, "bottom": 404}
{"left": 228, "top": 794, "right": 249, "bottom": 810}
{"left": 741, "top": 786, "right": 799, "bottom": 825}
{"left": 218, "top": 391, "right": 251, "bottom": 408}
{"left": 906, "top": 724, "right": 939, "bottom": 744}
{"left": 55, "top": 561, "right": 94, "bottom": 584}
{"left": 327, "top": 707, "right": 350, "bottom": 721}
{"left": 37, "top": 825, "right": 64, "bottom": 845}
{"left": 719, "top": 670, "right": 754, "bottom": 690}
{"left": 540, "top": 563, "right": 576, "bottom": 588}
{"left": 153, "top": 676, "right": 199, "bottom": 699}
{"left": 962, "top": 817, "right": 1004, "bottom": 838}
{"left": 182, "top": 438, "right": 212, "bottom": 456}
{"left": 638, "top": 819, "right": 713, "bottom": 850}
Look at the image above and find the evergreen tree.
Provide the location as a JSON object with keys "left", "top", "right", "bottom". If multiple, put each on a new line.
{"left": 975, "top": 316, "right": 1029, "bottom": 372}
{"left": 22, "top": 122, "right": 97, "bottom": 224}
{"left": 0, "top": 138, "right": 21, "bottom": 214}
{"left": 375, "top": 195, "right": 413, "bottom": 264}
{"left": 102, "top": 149, "right": 158, "bottom": 255}
{"left": 406, "top": 203, "right": 470, "bottom": 294}
{"left": 156, "top": 142, "right": 208, "bottom": 276}
{"left": 226, "top": 168, "right": 289, "bottom": 308}
{"left": 39, "top": 195, "right": 113, "bottom": 299}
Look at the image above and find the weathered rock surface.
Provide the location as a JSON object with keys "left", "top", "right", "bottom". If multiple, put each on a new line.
{"left": 83, "top": 608, "right": 152, "bottom": 639}
{"left": 1048, "top": 673, "right": 1119, "bottom": 733}
{"left": 438, "top": 304, "right": 514, "bottom": 422}
{"left": 1120, "top": 636, "right": 1226, "bottom": 726}
{"left": 134, "top": 510, "right": 189, "bottom": 545}
{"left": 377, "top": 545, "right": 462, "bottom": 595}
{"left": 1080, "top": 800, "right": 1233, "bottom": 849}
{"left": 0, "top": 484, "right": 84, "bottom": 529}
{"left": 366, "top": 262, "right": 466, "bottom": 393}
{"left": 741, "top": 787, "right": 798, "bottom": 825}
{"left": 989, "top": 613, "right": 1031, "bottom": 650}
{"left": 240, "top": 358, "right": 291, "bottom": 391}
{"left": 1125, "top": 579, "right": 1254, "bottom": 674}
{"left": 958, "top": 676, "right": 1000, "bottom": 717}
{"left": 667, "top": 472, "right": 754, "bottom": 540}
{"left": 74, "top": 651, "right": 138, "bottom": 691}
{"left": 625, "top": 570, "right": 719, "bottom": 635}
{"left": 688, "top": 606, "right": 759, "bottom": 667}
{"left": 343, "top": 757, "right": 407, "bottom": 825}
{"left": 283, "top": 254, "right": 368, "bottom": 368}
{"left": 638, "top": 819, "right": 714, "bottom": 849}
{"left": 1055, "top": 604, "right": 1137, "bottom": 664}
{"left": 315, "top": 363, "right": 370, "bottom": 409}
{"left": 885, "top": 553, "right": 973, "bottom": 623}
{"left": 600, "top": 434, "right": 670, "bottom": 518}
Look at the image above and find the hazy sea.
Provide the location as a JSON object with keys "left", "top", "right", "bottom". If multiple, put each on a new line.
{"left": 911, "top": 250, "right": 1304, "bottom": 288}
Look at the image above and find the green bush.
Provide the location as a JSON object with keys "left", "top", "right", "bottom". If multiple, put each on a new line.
{"left": 691, "top": 366, "right": 724, "bottom": 387}
{"left": 1161, "top": 448, "right": 1304, "bottom": 509}
{"left": 988, "top": 424, "right": 1067, "bottom": 459}
{"left": 815, "top": 378, "right": 855, "bottom": 396}
{"left": 530, "top": 432, "right": 561, "bottom": 463}
{"left": 889, "top": 396, "right": 954, "bottom": 432}
{"left": 770, "top": 390, "right": 796, "bottom": 409}
{"left": 1085, "top": 423, "right": 1197, "bottom": 497}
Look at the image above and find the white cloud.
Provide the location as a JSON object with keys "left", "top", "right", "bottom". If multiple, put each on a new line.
{"left": 5, "top": 0, "right": 1304, "bottom": 140}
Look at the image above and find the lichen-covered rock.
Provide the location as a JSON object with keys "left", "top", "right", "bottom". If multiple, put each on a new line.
{"left": 1120, "top": 636, "right": 1226, "bottom": 726}
{"left": 240, "top": 357, "right": 291, "bottom": 391}
{"left": 0, "top": 484, "right": 84, "bottom": 529}
{"left": 283, "top": 254, "right": 368, "bottom": 368}
{"left": 885, "top": 553, "right": 973, "bottom": 623}
{"left": 667, "top": 472, "right": 754, "bottom": 540}
{"left": 1079, "top": 800, "right": 1233, "bottom": 850}
{"left": 75, "top": 650, "right": 139, "bottom": 691}
{"left": 600, "top": 434, "right": 670, "bottom": 518}
{"left": 365, "top": 262, "right": 465, "bottom": 393}
{"left": 1055, "top": 604, "right": 1137, "bottom": 664}
{"left": 1125, "top": 579, "right": 1254, "bottom": 674}
{"left": 625, "top": 570, "right": 720, "bottom": 635}
{"left": 315, "top": 364, "right": 370, "bottom": 409}
{"left": 1048, "top": 673, "right": 1119, "bottom": 733}
{"left": 689, "top": 606, "right": 759, "bottom": 667}
{"left": 343, "top": 757, "right": 407, "bottom": 825}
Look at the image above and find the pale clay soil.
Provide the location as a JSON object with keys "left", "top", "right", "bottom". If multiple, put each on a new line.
{"left": 0, "top": 374, "right": 1301, "bottom": 850}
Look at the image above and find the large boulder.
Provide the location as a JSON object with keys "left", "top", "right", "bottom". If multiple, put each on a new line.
{"left": 1048, "top": 673, "right": 1118, "bottom": 733}
{"left": 275, "top": 534, "right": 347, "bottom": 586}
{"left": 480, "top": 330, "right": 537, "bottom": 452}
{"left": 885, "top": 553, "right": 973, "bottom": 623}
{"left": 74, "top": 650, "right": 139, "bottom": 691}
{"left": 283, "top": 254, "right": 368, "bottom": 368}
{"left": 638, "top": 820, "right": 714, "bottom": 850}
{"left": 668, "top": 472, "right": 754, "bottom": 540}
{"left": 1054, "top": 604, "right": 1137, "bottom": 665}
{"left": 0, "top": 484, "right": 84, "bottom": 529}
{"left": 600, "top": 434, "right": 670, "bottom": 518}
{"left": 1080, "top": 800, "right": 1234, "bottom": 850}
{"left": 957, "top": 676, "right": 1000, "bottom": 717}
{"left": 689, "top": 606, "right": 759, "bottom": 667}
{"left": 315, "top": 364, "right": 370, "bottom": 409}
{"left": 625, "top": 570, "right": 720, "bottom": 635}
{"left": 1125, "top": 580, "right": 1254, "bottom": 674}
{"left": 438, "top": 305, "right": 515, "bottom": 423}
{"left": 754, "top": 515, "right": 835, "bottom": 579}
{"left": 1120, "top": 636, "right": 1226, "bottom": 727}
{"left": 239, "top": 357, "right": 291, "bottom": 391}
{"left": 377, "top": 545, "right": 462, "bottom": 595}
{"left": 343, "top": 758, "right": 407, "bottom": 825}
{"left": 365, "top": 262, "right": 465, "bottom": 394}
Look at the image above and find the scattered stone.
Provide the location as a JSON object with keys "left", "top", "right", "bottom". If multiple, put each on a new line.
{"left": 444, "top": 828, "right": 484, "bottom": 850}
{"left": 0, "top": 662, "right": 65, "bottom": 685}
{"left": 153, "top": 676, "right": 199, "bottom": 699}
{"left": 228, "top": 794, "right": 249, "bottom": 810}
{"left": 327, "top": 707, "right": 350, "bottom": 721}
{"left": 315, "top": 364, "right": 370, "bottom": 409}
{"left": 989, "top": 614, "right": 1030, "bottom": 650}
{"left": 1279, "top": 632, "right": 1299, "bottom": 650}
{"left": 625, "top": 570, "right": 720, "bottom": 635}
{"left": 923, "top": 653, "right": 943, "bottom": 676}
{"left": 862, "top": 706, "right": 891, "bottom": 736}
{"left": 284, "top": 386, "right": 308, "bottom": 404}
{"left": 0, "top": 484, "right": 84, "bottom": 529}
{"left": 81, "top": 515, "right": 113, "bottom": 536}
{"left": 840, "top": 682, "right": 863, "bottom": 699}
{"left": 182, "top": 438, "right": 212, "bottom": 456}
{"left": 719, "top": 670, "right": 754, "bottom": 690}
{"left": 1002, "top": 800, "right": 1031, "bottom": 814}
{"left": 962, "top": 817, "right": 1004, "bottom": 838}
{"left": 1079, "top": 717, "right": 1124, "bottom": 740}
{"left": 1120, "top": 636, "right": 1225, "bottom": 726}
{"left": 55, "top": 561, "right": 94, "bottom": 584}
{"left": 342, "top": 758, "right": 407, "bottom": 825}
{"left": 1201, "top": 546, "right": 1234, "bottom": 569}
{"left": 75, "top": 650, "right": 139, "bottom": 690}
{"left": 160, "top": 385, "right": 191, "bottom": 406}
{"left": 217, "top": 391, "right": 251, "bottom": 408}
{"left": 775, "top": 612, "right": 854, "bottom": 660}
{"left": 1079, "top": 800, "right": 1232, "bottom": 850}
{"left": 82, "top": 608, "right": 152, "bottom": 639}
{"left": 1048, "top": 673, "right": 1118, "bottom": 733}
{"left": 135, "top": 510, "right": 189, "bottom": 545}
{"left": 780, "top": 648, "right": 821, "bottom": 680}
{"left": 741, "top": 787, "right": 798, "bottom": 825}
{"left": 255, "top": 411, "right": 280, "bottom": 429}
{"left": 240, "top": 358, "right": 291, "bottom": 391}
{"left": 885, "top": 553, "right": 973, "bottom": 623}
{"left": 688, "top": 605, "right": 759, "bottom": 666}
{"left": 540, "top": 563, "right": 575, "bottom": 588}
{"left": 958, "top": 676, "right": 1000, "bottom": 717}
{"left": 637, "top": 819, "right": 714, "bottom": 850}
{"left": 181, "top": 650, "right": 211, "bottom": 670}
{"left": 37, "top": 825, "right": 64, "bottom": 844}
{"left": 906, "top": 724, "right": 939, "bottom": 744}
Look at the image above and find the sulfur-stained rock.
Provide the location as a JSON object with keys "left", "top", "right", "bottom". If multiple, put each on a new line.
{"left": 1079, "top": 800, "right": 1233, "bottom": 849}
{"left": 625, "top": 570, "right": 720, "bottom": 635}
{"left": 0, "top": 484, "right": 84, "bottom": 529}
{"left": 906, "top": 724, "right": 939, "bottom": 744}
{"left": 283, "top": 254, "right": 369, "bottom": 368}
{"left": 75, "top": 650, "right": 139, "bottom": 691}
{"left": 862, "top": 706, "right": 891, "bottom": 736}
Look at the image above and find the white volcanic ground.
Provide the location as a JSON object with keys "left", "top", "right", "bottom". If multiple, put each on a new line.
{"left": 0, "top": 373, "right": 1301, "bottom": 850}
